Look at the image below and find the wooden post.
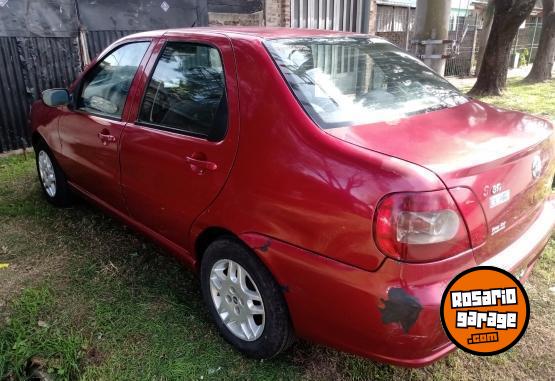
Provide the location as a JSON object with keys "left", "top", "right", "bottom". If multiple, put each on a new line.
{"left": 78, "top": 28, "right": 91, "bottom": 68}
{"left": 470, "top": 14, "right": 479, "bottom": 75}
{"left": 368, "top": 0, "right": 378, "bottom": 34}
{"left": 405, "top": 6, "right": 412, "bottom": 50}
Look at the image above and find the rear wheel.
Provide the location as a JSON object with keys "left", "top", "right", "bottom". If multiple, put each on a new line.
{"left": 200, "top": 238, "right": 294, "bottom": 358}
{"left": 35, "top": 141, "right": 71, "bottom": 207}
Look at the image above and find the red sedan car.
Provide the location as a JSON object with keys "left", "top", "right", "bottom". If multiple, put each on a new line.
{"left": 30, "top": 27, "right": 555, "bottom": 366}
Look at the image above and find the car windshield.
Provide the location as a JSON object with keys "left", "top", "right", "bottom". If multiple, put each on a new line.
{"left": 265, "top": 37, "right": 468, "bottom": 129}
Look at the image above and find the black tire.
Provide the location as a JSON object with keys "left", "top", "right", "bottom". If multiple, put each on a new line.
{"left": 200, "top": 237, "right": 295, "bottom": 359}
{"left": 35, "top": 140, "right": 72, "bottom": 207}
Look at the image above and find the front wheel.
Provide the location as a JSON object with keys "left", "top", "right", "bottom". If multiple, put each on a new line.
{"left": 35, "top": 141, "right": 72, "bottom": 207}
{"left": 200, "top": 238, "right": 294, "bottom": 359}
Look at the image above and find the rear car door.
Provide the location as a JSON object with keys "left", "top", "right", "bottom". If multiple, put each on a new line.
{"left": 57, "top": 40, "right": 152, "bottom": 211}
{"left": 120, "top": 33, "right": 240, "bottom": 250}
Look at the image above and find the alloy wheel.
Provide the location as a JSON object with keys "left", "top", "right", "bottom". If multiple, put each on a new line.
{"left": 38, "top": 150, "right": 57, "bottom": 198}
{"left": 209, "top": 259, "right": 265, "bottom": 341}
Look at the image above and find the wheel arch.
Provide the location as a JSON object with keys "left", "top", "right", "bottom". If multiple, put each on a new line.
{"left": 31, "top": 131, "right": 46, "bottom": 149}
{"left": 195, "top": 226, "right": 238, "bottom": 266}
{"left": 194, "top": 228, "right": 283, "bottom": 286}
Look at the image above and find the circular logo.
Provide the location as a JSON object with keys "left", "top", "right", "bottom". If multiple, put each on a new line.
{"left": 440, "top": 267, "right": 530, "bottom": 356}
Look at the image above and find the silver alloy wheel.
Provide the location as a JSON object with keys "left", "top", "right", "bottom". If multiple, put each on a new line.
{"left": 209, "top": 259, "right": 265, "bottom": 341}
{"left": 38, "top": 150, "right": 57, "bottom": 198}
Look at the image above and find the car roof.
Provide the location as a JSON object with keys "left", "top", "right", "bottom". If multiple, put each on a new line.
{"left": 124, "top": 27, "right": 378, "bottom": 41}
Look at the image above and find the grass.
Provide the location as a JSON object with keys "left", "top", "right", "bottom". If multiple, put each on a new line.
{"left": 461, "top": 78, "right": 555, "bottom": 120}
{"left": 0, "top": 78, "right": 554, "bottom": 380}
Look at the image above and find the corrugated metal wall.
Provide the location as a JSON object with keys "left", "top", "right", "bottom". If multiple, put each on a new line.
{"left": 0, "top": 37, "right": 83, "bottom": 153}
{"left": 0, "top": 0, "right": 207, "bottom": 153}
{"left": 0, "top": 38, "right": 30, "bottom": 152}
{"left": 291, "top": 0, "right": 370, "bottom": 33}
{"left": 86, "top": 30, "right": 141, "bottom": 60}
{"left": 19, "top": 38, "right": 82, "bottom": 100}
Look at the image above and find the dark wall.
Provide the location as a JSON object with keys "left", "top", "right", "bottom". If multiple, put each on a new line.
{"left": 0, "top": 0, "right": 208, "bottom": 153}
{"left": 208, "top": 0, "right": 263, "bottom": 14}
{"left": 79, "top": 0, "right": 208, "bottom": 30}
{"left": 0, "top": 0, "right": 208, "bottom": 37}
{"left": 0, "top": 0, "right": 78, "bottom": 37}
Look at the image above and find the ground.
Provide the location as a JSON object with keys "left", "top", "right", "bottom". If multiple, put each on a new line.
{"left": 1, "top": 78, "right": 554, "bottom": 381}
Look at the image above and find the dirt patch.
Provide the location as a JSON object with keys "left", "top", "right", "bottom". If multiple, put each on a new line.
{"left": 0, "top": 218, "right": 70, "bottom": 302}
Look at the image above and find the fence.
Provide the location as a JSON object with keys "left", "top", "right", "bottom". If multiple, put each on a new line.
{"left": 290, "top": 0, "right": 371, "bottom": 33}
{"left": 374, "top": 5, "right": 543, "bottom": 78}
{"left": 0, "top": 0, "right": 207, "bottom": 153}
{"left": 512, "top": 19, "right": 543, "bottom": 65}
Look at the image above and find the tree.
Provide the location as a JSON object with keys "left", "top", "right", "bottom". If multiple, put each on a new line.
{"left": 469, "top": 0, "right": 537, "bottom": 96}
{"left": 524, "top": 0, "right": 555, "bottom": 82}
{"left": 475, "top": 0, "right": 495, "bottom": 76}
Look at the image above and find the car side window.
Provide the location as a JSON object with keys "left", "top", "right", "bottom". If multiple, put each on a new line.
{"left": 138, "top": 42, "right": 227, "bottom": 140}
{"left": 78, "top": 42, "right": 150, "bottom": 118}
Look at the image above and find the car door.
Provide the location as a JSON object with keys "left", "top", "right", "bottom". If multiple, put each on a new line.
{"left": 57, "top": 40, "right": 152, "bottom": 211}
{"left": 120, "top": 33, "right": 240, "bottom": 250}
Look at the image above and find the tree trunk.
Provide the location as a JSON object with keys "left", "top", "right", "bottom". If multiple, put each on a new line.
{"left": 469, "top": 0, "right": 537, "bottom": 96}
{"left": 524, "top": 0, "right": 555, "bottom": 83}
{"left": 475, "top": 0, "right": 495, "bottom": 76}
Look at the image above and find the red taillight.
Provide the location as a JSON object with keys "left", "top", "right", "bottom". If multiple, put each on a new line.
{"left": 449, "top": 187, "right": 488, "bottom": 248}
{"left": 374, "top": 190, "right": 471, "bottom": 262}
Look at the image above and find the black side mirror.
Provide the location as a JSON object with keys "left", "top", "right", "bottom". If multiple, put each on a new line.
{"left": 42, "top": 89, "right": 70, "bottom": 107}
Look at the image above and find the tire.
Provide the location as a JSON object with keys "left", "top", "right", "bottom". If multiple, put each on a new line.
{"left": 35, "top": 140, "right": 72, "bottom": 207}
{"left": 200, "top": 237, "right": 295, "bottom": 359}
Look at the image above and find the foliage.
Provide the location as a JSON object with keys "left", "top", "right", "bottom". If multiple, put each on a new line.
{"left": 519, "top": 48, "right": 530, "bottom": 67}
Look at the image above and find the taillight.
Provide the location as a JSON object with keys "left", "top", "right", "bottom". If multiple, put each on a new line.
{"left": 374, "top": 190, "right": 471, "bottom": 262}
{"left": 449, "top": 187, "right": 488, "bottom": 248}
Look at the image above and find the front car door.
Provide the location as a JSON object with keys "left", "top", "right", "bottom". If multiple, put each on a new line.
{"left": 120, "top": 33, "right": 240, "bottom": 254}
{"left": 57, "top": 40, "right": 152, "bottom": 211}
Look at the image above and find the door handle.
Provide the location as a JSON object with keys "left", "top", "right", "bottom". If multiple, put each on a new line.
{"left": 186, "top": 154, "right": 218, "bottom": 174}
{"left": 98, "top": 130, "right": 116, "bottom": 145}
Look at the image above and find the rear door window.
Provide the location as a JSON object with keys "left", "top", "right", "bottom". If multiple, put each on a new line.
{"left": 138, "top": 42, "right": 227, "bottom": 141}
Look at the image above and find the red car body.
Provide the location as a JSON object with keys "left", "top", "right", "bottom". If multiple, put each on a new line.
{"left": 30, "top": 27, "right": 555, "bottom": 367}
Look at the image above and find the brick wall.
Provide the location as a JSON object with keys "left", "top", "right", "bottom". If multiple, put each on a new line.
{"left": 265, "top": 0, "right": 290, "bottom": 27}
{"left": 208, "top": 11, "right": 264, "bottom": 26}
{"left": 209, "top": 1, "right": 381, "bottom": 31}
{"left": 208, "top": 0, "right": 290, "bottom": 27}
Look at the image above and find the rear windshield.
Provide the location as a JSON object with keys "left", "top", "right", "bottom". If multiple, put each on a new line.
{"left": 265, "top": 37, "right": 468, "bottom": 129}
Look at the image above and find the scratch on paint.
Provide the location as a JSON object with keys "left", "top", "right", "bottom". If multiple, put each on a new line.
{"left": 257, "top": 239, "right": 271, "bottom": 253}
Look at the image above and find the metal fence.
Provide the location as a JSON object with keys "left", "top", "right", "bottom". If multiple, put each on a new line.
{"left": 0, "top": 0, "right": 207, "bottom": 153}
{"left": 445, "top": 16, "right": 479, "bottom": 77}
{"left": 86, "top": 30, "right": 141, "bottom": 60}
{"left": 375, "top": 5, "right": 543, "bottom": 78}
{"left": 512, "top": 19, "right": 543, "bottom": 65}
{"left": 0, "top": 38, "right": 31, "bottom": 152}
{"left": 291, "top": 0, "right": 371, "bottom": 33}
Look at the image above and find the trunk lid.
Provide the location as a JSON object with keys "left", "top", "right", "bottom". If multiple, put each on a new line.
{"left": 327, "top": 100, "right": 555, "bottom": 263}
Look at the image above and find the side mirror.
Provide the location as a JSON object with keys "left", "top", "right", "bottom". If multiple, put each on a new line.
{"left": 42, "top": 89, "right": 70, "bottom": 107}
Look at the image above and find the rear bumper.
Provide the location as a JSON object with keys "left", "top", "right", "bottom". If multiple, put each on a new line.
{"left": 240, "top": 200, "right": 555, "bottom": 367}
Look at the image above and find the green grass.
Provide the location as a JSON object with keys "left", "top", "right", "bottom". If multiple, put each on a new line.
{"left": 462, "top": 78, "right": 555, "bottom": 120}
{"left": 0, "top": 288, "right": 84, "bottom": 380}
{"left": 0, "top": 78, "right": 554, "bottom": 380}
